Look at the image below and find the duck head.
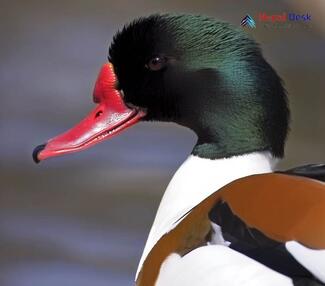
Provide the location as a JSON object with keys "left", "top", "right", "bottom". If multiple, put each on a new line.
{"left": 33, "top": 14, "right": 289, "bottom": 163}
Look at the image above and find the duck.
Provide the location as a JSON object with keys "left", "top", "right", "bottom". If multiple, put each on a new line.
{"left": 32, "top": 14, "right": 325, "bottom": 286}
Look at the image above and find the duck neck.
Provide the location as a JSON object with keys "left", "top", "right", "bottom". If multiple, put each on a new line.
{"left": 156, "top": 151, "right": 277, "bottom": 226}
{"left": 136, "top": 151, "right": 278, "bottom": 279}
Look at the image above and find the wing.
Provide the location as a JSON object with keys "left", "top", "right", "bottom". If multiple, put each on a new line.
{"left": 209, "top": 173, "right": 325, "bottom": 284}
{"left": 137, "top": 173, "right": 325, "bottom": 286}
{"left": 209, "top": 201, "right": 324, "bottom": 284}
{"left": 217, "top": 173, "right": 325, "bottom": 249}
{"left": 280, "top": 164, "right": 325, "bottom": 182}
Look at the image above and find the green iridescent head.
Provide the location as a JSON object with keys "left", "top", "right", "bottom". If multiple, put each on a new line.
{"left": 109, "top": 14, "right": 290, "bottom": 159}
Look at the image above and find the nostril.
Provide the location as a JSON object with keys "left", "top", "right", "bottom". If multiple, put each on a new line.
{"left": 95, "top": 110, "right": 103, "bottom": 118}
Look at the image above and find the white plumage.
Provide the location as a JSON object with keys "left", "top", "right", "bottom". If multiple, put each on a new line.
{"left": 156, "top": 245, "right": 293, "bottom": 286}
{"left": 136, "top": 152, "right": 325, "bottom": 285}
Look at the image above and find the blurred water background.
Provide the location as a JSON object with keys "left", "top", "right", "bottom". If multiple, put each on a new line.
{"left": 1, "top": 1, "right": 324, "bottom": 285}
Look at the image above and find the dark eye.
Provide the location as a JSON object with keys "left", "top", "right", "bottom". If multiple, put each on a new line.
{"left": 146, "top": 56, "right": 167, "bottom": 71}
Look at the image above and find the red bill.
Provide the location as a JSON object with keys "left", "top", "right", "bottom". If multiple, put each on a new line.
{"left": 33, "top": 63, "right": 146, "bottom": 163}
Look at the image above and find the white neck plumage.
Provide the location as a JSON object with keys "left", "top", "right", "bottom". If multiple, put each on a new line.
{"left": 136, "top": 151, "right": 278, "bottom": 279}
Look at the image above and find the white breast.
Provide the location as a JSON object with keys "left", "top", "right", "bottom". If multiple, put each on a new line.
{"left": 136, "top": 151, "right": 277, "bottom": 279}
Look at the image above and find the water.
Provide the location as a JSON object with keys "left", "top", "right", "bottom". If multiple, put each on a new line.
{"left": 0, "top": 211, "right": 142, "bottom": 286}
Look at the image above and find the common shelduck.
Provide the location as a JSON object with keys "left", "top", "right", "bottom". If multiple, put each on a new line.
{"left": 33, "top": 14, "right": 325, "bottom": 286}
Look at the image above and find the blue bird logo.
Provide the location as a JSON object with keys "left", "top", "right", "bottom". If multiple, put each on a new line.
{"left": 241, "top": 15, "right": 256, "bottom": 28}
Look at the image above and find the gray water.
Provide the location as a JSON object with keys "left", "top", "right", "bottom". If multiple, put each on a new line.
{"left": 0, "top": 211, "right": 138, "bottom": 286}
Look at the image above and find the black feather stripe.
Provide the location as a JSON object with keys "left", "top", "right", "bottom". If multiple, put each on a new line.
{"left": 293, "top": 277, "right": 325, "bottom": 286}
{"left": 209, "top": 201, "right": 318, "bottom": 281}
{"left": 279, "top": 164, "right": 325, "bottom": 182}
